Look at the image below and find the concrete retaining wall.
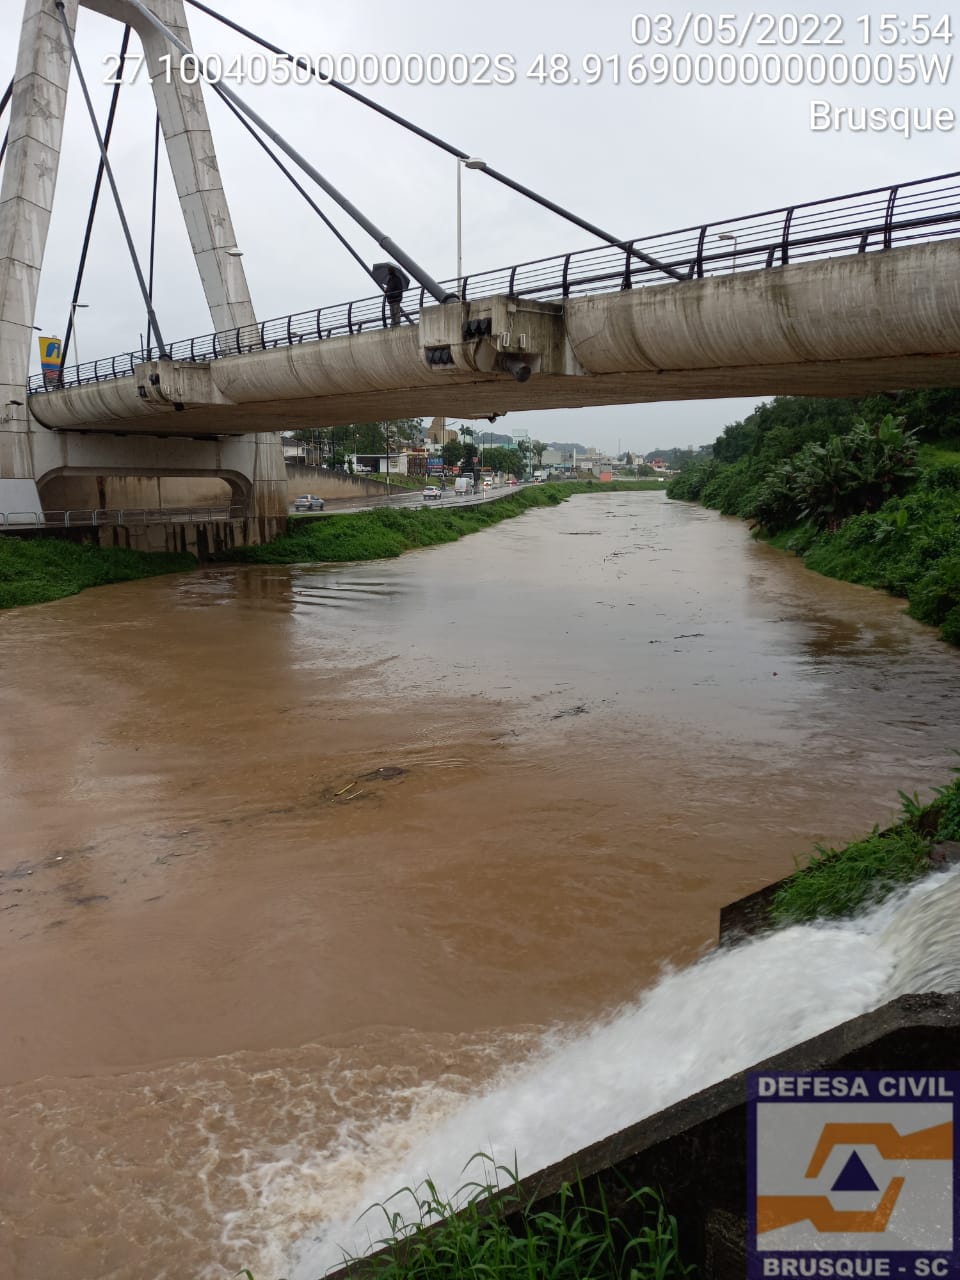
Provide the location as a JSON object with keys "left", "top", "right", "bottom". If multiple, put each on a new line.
{"left": 284, "top": 467, "right": 388, "bottom": 502}
{"left": 11, "top": 515, "right": 285, "bottom": 557}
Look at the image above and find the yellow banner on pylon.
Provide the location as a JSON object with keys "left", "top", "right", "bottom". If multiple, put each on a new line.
{"left": 38, "top": 336, "right": 62, "bottom": 387}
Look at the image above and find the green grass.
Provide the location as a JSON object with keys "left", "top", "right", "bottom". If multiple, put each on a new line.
{"left": 322, "top": 1157, "right": 692, "bottom": 1280}
{"left": 223, "top": 482, "right": 662, "bottom": 566}
{"left": 770, "top": 827, "right": 932, "bottom": 925}
{"left": 770, "top": 771, "right": 960, "bottom": 925}
{"left": 0, "top": 535, "right": 195, "bottom": 610}
{"left": 918, "top": 438, "right": 960, "bottom": 469}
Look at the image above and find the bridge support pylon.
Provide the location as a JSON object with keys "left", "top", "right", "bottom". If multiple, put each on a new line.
{"left": 0, "top": 0, "right": 287, "bottom": 526}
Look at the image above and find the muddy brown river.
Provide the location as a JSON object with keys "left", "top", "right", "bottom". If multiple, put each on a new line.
{"left": 2, "top": 491, "right": 959, "bottom": 1279}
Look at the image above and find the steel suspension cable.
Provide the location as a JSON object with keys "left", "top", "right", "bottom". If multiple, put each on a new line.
{"left": 145, "top": 111, "right": 160, "bottom": 352}
{"left": 182, "top": 0, "right": 684, "bottom": 282}
{"left": 0, "top": 77, "right": 14, "bottom": 172}
{"left": 123, "top": 0, "right": 456, "bottom": 304}
{"left": 60, "top": 24, "right": 133, "bottom": 374}
{"left": 53, "top": 3, "right": 168, "bottom": 357}
{"left": 210, "top": 87, "right": 415, "bottom": 326}
{"left": 210, "top": 87, "right": 380, "bottom": 288}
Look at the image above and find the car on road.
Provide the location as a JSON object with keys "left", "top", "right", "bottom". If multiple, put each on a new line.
{"left": 422, "top": 485, "right": 442, "bottom": 500}
{"left": 482, "top": 478, "right": 493, "bottom": 490}
{"left": 293, "top": 494, "right": 325, "bottom": 511}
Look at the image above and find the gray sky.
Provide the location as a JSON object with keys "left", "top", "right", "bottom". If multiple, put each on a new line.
{"left": 2, "top": 1, "right": 956, "bottom": 453}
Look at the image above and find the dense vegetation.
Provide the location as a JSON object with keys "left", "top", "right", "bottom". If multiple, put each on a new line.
{"left": 222, "top": 481, "right": 662, "bottom": 565}
{"left": 0, "top": 536, "right": 194, "bottom": 610}
{"left": 667, "top": 389, "right": 960, "bottom": 644}
{"left": 771, "top": 771, "right": 960, "bottom": 924}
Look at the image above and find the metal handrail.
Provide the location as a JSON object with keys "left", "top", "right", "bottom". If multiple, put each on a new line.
{"left": 0, "top": 504, "right": 248, "bottom": 530}
{"left": 26, "top": 169, "right": 960, "bottom": 395}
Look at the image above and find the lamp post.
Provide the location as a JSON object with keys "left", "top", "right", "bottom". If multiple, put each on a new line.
{"left": 717, "top": 232, "right": 739, "bottom": 274}
{"left": 456, "top": 157, "right": 485, "bottom": 297}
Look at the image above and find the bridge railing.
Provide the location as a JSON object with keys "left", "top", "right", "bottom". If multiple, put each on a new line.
{"left": 0, "top": 504, "right": 248, "bottom": 530}
{"left": 28, "top": 169, "right": 960, "bottom": 395}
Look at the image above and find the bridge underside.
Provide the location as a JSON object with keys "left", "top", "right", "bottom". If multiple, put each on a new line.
{"left": 27, "top": 242, "right": 960, "bottom": 436}
{"left": 26, "top": 352, "right": 960, "bottom": 437}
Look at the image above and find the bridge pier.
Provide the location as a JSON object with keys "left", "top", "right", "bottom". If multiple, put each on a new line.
{"left": 0, "top": 0, "right": 286, "bottom": 528}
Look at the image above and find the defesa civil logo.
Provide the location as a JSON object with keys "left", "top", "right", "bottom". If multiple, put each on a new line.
{"left": 748, "top": 1072, "right": 958, "bottom": 1279}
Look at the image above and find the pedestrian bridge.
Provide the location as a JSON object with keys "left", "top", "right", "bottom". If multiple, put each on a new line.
{"left": 26, "top": 172, "right": 960, "bottom": 437}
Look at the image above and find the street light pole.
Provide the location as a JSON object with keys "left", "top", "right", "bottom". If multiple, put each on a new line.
{"left": 717, "top": 232, "right": 739, "bottom": 273}
{"left": 457, "top": 157, "right": 485, "bottom": 298}
{"left": 456, "top": 159, "right": 462, "bottom": 294}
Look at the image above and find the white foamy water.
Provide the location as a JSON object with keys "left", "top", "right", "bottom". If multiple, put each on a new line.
{"left": 265, "top": 868, "right": 960, "bottom": 1280}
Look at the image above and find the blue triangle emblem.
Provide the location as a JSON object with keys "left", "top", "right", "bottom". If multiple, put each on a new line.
{"left": 831, "top": 1151, "right": 878, "bottom": 1193}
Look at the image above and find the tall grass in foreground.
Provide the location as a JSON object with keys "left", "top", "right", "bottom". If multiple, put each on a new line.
{"left": 345, "top": 1159, "right": 693, "bottom": 1280}
{"left": 236, "top": 1156, "right": 692, "bottom": 1280}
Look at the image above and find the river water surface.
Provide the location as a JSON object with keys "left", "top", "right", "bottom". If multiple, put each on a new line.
{"left": 1, "top": 491, "right": 959, "bottom": 1278}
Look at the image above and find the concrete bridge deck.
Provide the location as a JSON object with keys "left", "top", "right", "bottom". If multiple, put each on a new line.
{"left": 25, "top": 240, "right": 960, "bottom": 437}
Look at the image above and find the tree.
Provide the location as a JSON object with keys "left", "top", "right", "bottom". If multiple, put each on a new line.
{"left": 531, "top": 439, "right": 547, "bottom": 466}
{"left": 343, "top": 418, "right": 424, "bottom": 454}
{"left": 481, "top": 445, "right": 520, "bottom": 475}
{"left": 442, "top": 438, "right": 466, "bottom": 468}
{"left": 515, "top": 438, "right": 532, "bottom": 477}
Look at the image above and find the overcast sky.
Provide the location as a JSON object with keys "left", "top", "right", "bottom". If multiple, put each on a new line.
{"left": 2, "top": 1, "right": 955, "bottom": 453}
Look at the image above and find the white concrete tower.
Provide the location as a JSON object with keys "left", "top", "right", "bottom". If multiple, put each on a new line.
{"left": 0, "top": 0, "right": 287, "bottom": 519}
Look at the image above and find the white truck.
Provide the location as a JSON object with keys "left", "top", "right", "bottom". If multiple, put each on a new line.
{"left": 454, "top": 475, "right": 474, "bottom": 496}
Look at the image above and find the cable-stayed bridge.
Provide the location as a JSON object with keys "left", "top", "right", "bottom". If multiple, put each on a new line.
{"left": 2, "top": 0, "right": 960, "bottom": 535}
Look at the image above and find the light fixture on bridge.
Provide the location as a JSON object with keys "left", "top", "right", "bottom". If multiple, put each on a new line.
{"left": 456, "top": 157, "right": 487, "bottom": 295}
{"left": 1, "top": 399, "right": 24, "bottom": 424}
{"left": 224, "top": 247, "right": 244, "bottom": 257}
{"left": 717, "top": 231, "right": 739, "bottom": 273}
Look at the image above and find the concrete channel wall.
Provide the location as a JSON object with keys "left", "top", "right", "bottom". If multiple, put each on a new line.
{"left": 328, "top": 995, "right": 959, "bottom": 1280}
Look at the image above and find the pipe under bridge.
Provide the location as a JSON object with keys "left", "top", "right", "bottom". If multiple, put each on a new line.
{"left": 25, "top": 173, "right": 960, "bottom": 437}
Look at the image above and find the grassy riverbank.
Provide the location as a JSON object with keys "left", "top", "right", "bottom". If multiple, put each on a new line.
{"left": 223, "top": 481, "right": 661, "bottom": 565}
{"left": 0, "top": 536, "right": 194, "bottom": 610}
{"left": 770, "top": 770, "right": 960, "bottom": 925}
{"left": 767, "top": 456, "right": 960, "bottom": 645}
{"left": 0, "top": 482, "right": 656, "bottom": 609}
{"left": 666, "top": 391, "right": 960, "bottom": 646}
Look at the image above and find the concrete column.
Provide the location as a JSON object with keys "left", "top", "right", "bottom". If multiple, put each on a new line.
{"left": 0, "top": 0, "right": 78, "bottom": 514}
{"left": 0, "top": 0, "right": 286, "bottom": 520}
{"left": 81, "top": 0, "right": 287, "bottom": 519}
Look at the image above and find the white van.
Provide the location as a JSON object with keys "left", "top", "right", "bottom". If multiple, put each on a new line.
{"left": 454, "top": 476, "right": 474, "bottom": 496}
